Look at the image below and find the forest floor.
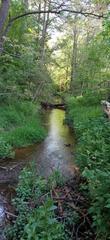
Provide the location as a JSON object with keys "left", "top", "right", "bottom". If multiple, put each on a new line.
{"left": 51, "top": 177, "right": 95, "bottom": 240}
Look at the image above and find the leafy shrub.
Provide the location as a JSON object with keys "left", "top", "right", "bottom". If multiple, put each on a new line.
{"left": 76, "top": 117, "right": 110, "bottom": 170}
{"left": 22, "top": 198, "right": 65, "bottom": 240}
{"left": 0, "top": 137, "right": 14, "bottom": 159}
{"left": 66, "top": 90, "right": 108, "bottom": 109}
{"left": 83, "top": 168, "right": 110, "bottom": 238}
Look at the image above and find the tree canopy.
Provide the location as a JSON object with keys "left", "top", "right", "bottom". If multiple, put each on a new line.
{"left": 0, "top": 0, "right": 110, "bottom": 100}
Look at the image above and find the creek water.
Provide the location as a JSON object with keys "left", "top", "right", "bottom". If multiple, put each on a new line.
{"left": 29, "top": 109, "right": 76, "bottom": 177}
{"left": 0, "top": 109, "right": 76, "bottom": 236}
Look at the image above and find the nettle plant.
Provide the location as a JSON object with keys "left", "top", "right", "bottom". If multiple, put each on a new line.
{"left": 22, "top": 198, "right": 65, "bottom": 240}
{"left": 83, "top": 168, "right": 110, "bottom": 238}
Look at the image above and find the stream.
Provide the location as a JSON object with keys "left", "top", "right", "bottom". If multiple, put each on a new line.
{"left": 0, "top": 109, "right": 76, "bottom": 238}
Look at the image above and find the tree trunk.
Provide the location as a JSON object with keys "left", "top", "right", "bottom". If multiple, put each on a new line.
{"left": 37, "top": 1, "right": 41, "bottom": 38}
{"left": 40, "top": 0, "right": 51, "bottom": 64}
{"left": 70, "top": 14, "right": 78, "bottom": 92}
{"left": 23, "top": 0, "right": 29, "bottom": 9}
{"left": 40, "top": 0, "right": 46, "bottom": 63}
{"left": 0, "top": 0, "right": 10, "bottom": 53}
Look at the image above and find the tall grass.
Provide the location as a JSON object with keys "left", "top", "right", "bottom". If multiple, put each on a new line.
{"left": 66, "top": 95, "right": 102, "bottom": 135}
{"left": 0, "top": 102, "right": 46, "bottom": 159}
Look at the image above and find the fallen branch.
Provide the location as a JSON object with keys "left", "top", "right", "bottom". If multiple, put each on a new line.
{"left": 52, "top": 189, "right": 63, "bottom": 216}
{"left": 41, "top": 102, "right": 66, "bottom": 109}
{"left": 9, "top": 164, "right": 20, "bottom": 171}
{"left": 5, "top": 211, "right": 17, "bottom": 218}
{"left": 0, "top": 166, "right": 8, "bottom": 171}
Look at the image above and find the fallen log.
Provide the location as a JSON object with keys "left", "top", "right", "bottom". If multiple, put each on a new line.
{"left": 41, "top": 102, "right": 66, "bottom": 110}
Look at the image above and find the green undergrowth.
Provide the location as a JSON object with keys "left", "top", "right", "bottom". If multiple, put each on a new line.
{"left": 5, "top": 162, "right": 93, "bottom": 240}
{"left": 66, "top": 93, "right": 110, "bottom": 239}
{"left": 0, "top": 102, "right": 46, "bottom": 159}
{"left": 6, "top": 163, "right": 66, "bottom": 240}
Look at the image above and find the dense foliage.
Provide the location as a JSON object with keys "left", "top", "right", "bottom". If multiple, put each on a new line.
{"left": 6, "top": 164, "right": 66, "bottom": 240}
{"left": 66, "top": 93, "right": 110, "bottom": 239}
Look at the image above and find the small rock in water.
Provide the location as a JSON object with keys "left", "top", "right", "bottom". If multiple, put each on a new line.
{"left": 64, "top": 143, "right": 71, "bottom": 147}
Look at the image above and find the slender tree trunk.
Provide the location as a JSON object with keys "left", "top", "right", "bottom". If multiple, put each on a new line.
{"left": 70, "top": 15, "right": 78, "bottom": 92}
{"left": 40, "top": 0, "right": 51, "bottom": 64}
{"left": 23, "top": 0, "right": 29, "bottom": 9}
{"left": 65, "top": 66, "right": 69, "bottom": 81}
{"left": 40, "top": 0, "right": 46, "bottom": 62}
{"left": 0, "top": 0, "right": 10, "bottom": 34}
{"left": 0, "top": 0, "right": 10, "bottom": 53}
{"left": 37, "top": 1, "right": 41, "bottom": 38}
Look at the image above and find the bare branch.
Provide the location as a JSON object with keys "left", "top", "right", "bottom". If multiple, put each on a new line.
{"left": 8, "top": 9, "right": 105, "bottom": 25}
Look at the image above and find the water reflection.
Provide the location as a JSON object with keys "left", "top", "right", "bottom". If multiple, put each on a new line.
{"left": 33, "top": 109, "right": 75, "bottom": 177}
